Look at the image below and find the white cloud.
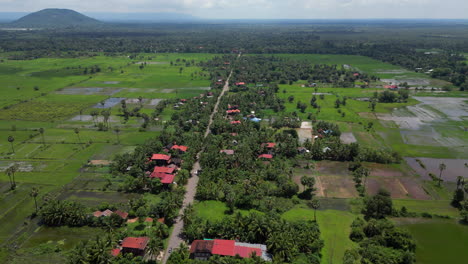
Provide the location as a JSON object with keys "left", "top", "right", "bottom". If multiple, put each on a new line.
{"left": 0, "top": 0, "right": 466, "bottom": 19}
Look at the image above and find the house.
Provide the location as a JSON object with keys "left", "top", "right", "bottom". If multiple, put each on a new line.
{"left": 258, "top": 154, "right": 273, "bottom": 159}
{"left": 353, "top": 73, "right": 360, "bottom": 77}
{"left": 190, "top": 239, "right": 271, "bottom": 261}
{"left": 151, "top": 154, "right": 171, "bottom": 165}
{"left": 235, "top": 82, "right": 246, "bottom": 86}
{"left": 152, "top": 166, "right": 176, "bottom": 174}
{"left": 171, "top": 145, "right": 188, "bottom": 153}
{"left": 220, "top": 150, "right": 235, "bottom": 155}
{"left": 93, "top": 209, "right": 128, "bottom": 219}
{"left": 263, "top": 143, "right": 276, "bottom": 149}
{"left": 111, "top": 248, "right": 121, "bottom": 257}
{"left": 384, "top": 85, "right": 398, "bottom": 90}
{"left": 121, "top": 237, "right": 150, "bottom": 256}
{"left": 149, "top": 172, "right": 175, "bottom": 184}
{"left": 230, "top": 121, "right": 241, "bottom": 125}
{"left": 226, "top": 109, "right": 241, "bottom": 115}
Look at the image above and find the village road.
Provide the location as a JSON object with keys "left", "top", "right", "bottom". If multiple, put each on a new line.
{"left": 161, "top": 56, "right": 237, "bottom": 263}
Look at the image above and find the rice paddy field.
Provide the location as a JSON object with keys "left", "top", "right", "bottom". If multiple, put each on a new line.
{"left": 0, "top": 52, "right": 216, "bottom": 262}
{"left": 1, "top": 52, "right": 466, "bottom": 263}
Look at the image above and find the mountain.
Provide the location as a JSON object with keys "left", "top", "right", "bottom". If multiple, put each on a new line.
{"left": 11, "top": 9, "right": 101, "bottom": 28}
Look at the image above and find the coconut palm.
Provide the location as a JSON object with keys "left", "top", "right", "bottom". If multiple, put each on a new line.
{"left": 39, "top": 128, "right": 45, "bottom": 145}
{"left": 7, "top": 136, "right": 15, "bottom": 153}
{"left": 309, "top": 199, "right": 320, "bottom": 222}
{"left": 439, "top": 163, "right": 446, "bottom": 186}
{"left": 6, "top": 164, "right": 19, "bottom": 190}
{"left": 74, "top": 128, "right": 81, "bottom": 144}
{"left": 30, "top": 187, "right": 39, "bottom": 213}
{"left": 113, "top": 126, "right": 120, "bottom": 144}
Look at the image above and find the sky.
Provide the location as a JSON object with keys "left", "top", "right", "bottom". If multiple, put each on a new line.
{"left": 0, "top": 0, "right": 467, "bottom": 19}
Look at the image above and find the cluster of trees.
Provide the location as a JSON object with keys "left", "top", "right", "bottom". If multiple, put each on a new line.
{"left": 183, "top": 212, "right": 323, "bottom": 263}
{"left": 348, "top": 162, "right": 371, "bottom": 196}
{"left": 452, "top": 176, "right": 468, "bottom": 223}
{"left": 377, "top": 90, "right": 410, "bottom": 103}
{"left": 40, "top": 200, "right": 88, "bottom": 227}
{"left": 345, "top": 190, "right": 416, "bottom": 264}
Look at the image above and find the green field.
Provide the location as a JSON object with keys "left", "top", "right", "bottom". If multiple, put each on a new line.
{"left": 0, "top": 53, "right": 216, "bottom": 262}
{"left": 282, "top": 205, "right": 357, "bottom": 264}
{"left": 399, "top": 219, "right": 468, "bottom": 264}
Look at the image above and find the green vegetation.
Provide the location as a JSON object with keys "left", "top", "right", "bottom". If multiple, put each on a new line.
{"left": 400, "top": 219, "right": 468, "bottom": 264}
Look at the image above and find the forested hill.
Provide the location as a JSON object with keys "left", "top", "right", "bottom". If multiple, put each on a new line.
{"left": 11, "top": 8, "right": 101, "bottom": 28}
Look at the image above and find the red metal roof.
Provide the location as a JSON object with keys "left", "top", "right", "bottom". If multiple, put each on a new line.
{"left": 258, "top": 154, "right": 273, "bottom": 159}
{"left": 160, "top": 174, "right": 175, "bottom": 184}
{"left": 212, "top": 239, "right": 235, "bottom": 256}
{"left": 151, "top": 154, "right": 171, "bottom": 161}
{"left": 265, "top": 142, "right": 276, "bottom": 148}
{"left": 153, "top": 166, "right": 175, "bottom": 174}
{"left": 114, "top": 210, "right": 128, "bottom": 219}
{"left": 235, "top": 82, "right": 246, "bottom": 85}
{"left": 93, "top": 211, "right": 103, "bottom": 217}
{"left": 234, "top": 246, "right": 262, "bottom": 258}
{"left": 121, "top": 237, "right": 150, "bottom": 250}
{"left": 111, "top": 248, "right": 121, "bottom": 257}
{"left": 171, "top": 145, "right": 188, "bottom": 152}
{"left": 230, "top": 121, "right": 241, "bottom": 124}
{"left": 220, "top": 150, "right": 235, "bottom": 155}
{"left": 190, "top": 240, "right": 214, "bottom": 254}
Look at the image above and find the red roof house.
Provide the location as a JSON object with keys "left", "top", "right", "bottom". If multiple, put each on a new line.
{"left": 235, "top": 82, "right": 246, "bottom": 86}
{"left": 264, "top": 143, "right": 276, "bottom": 148}
{"left": 114, "top": 210, "right": 129, "bottom": 219}
{"left": 121, "top": 237, "right": 150, "bottom": 256}
{"left": 230, "top": 121, "right": 241, "bottom": 125}
{"left": 190, "top": 239, "right": 267, "bottom": 261}
{"left": 258, "top": 154, "right": 273, "bottom": 159}
{"left": 111, "top": 248, "right": 121, "bottom": 257}
{"left": 171, "top": 145, "right": 188, "bottom": 152}
{"left": 153, "top": 166, "right": 176, "bottom": 174}
{"left": 151, "top": 154, "right": 171, "bottom": 161}
{"left": 226, "top": 109, "right": 241, "bottom": 114}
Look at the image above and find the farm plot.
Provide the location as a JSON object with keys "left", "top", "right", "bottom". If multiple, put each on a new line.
{"left": 56, "top": 87, "right": 122, "bottom": 95}
{"left": 405, "top": 157, "right": 468, "bottom": 182}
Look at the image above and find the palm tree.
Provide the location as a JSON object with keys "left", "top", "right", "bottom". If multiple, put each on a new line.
{"left": 7, "top": 136, "right": 15, "bottom": 153}
{"left": 181, "top": 203, "right": 194, "bottom": 226}
{"left": 6, "top": 164, "right": 19, "bottom": 190}
{"left": 456, "top": 176, "right": 465, "bottom": 190}
{"left": 113, "top": 126, "right": 120, "bottom": 144}
{"left": 439, "top": 163, "right": 446, "bottom": 187}
{"left": 39, "top": 128, "right": 45, "bottom": 145}
{"left": 30, "top": 187, "right": 39, "bottom": 214}
{"left": 74, "top": 128, "right": 81, "bottom": 144}
{"left": 146, "top": 236, "right": 164, "bottom": 261}
{"left": 309, "top": 199, "right": 320, "bottom": 222}
{"left": 90, "top": 110, "right": 98, "bottom": 126}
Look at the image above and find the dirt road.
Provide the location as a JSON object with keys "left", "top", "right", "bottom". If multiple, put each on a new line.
{"left": 161, "top": 65, "right": 235, "bottom": 264}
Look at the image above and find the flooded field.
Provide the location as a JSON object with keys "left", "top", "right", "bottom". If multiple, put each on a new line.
{"left": 93, "top": 97, "right": 126, "bottom": 108}
{"left": 56, "top": 87, "right": 122, "bottom": 95}
{"left": 405, "top": 157, "right": 468, "bottom": 182}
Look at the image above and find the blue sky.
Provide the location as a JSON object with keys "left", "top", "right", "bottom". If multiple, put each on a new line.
{"left": 0, "top": 0, "right": 466, "bottom": 19}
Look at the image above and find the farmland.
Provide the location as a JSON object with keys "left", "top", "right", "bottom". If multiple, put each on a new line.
{"left": 0, "top": 24, "right": 467, "bottom": 264}
{"left": 0, "top": 52, "right": 215, "bottom": 263}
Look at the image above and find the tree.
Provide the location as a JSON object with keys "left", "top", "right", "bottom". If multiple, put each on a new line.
{"left": 5, "top": 164, "right": 19, "bottom": 190}
{"left": 74, "top": 128, "right": 81, "bottom": 144}
{"left": 7, "top": 135, "right": 15, "bottom": 153}
{"left": 438, "top": 163, "right": 446, "bottom": 186}
{"left": 308, "top": 199, "right": 320, "bottom": 222}
{"left": 114, "top": 126, "right": 121, "bottom": 144}
{"left": 39, "top": 128, "right": 45, "bottom": 145}
{"left": 30, "top": 187, "right": 39, "bottom": 214}
{"left": 181, "top": 203, "right": 195, "bottom": 226}
{"left": 301, "top": 176, "right": 316, "bottom": 191}
{"left": 362, "top": 189, "right": 393, "bottom": 220}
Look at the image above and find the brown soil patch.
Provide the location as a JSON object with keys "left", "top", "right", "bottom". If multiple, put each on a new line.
{"left": 316, "top": 161, "right": 350, "bottom": 176}
{"left": 89, "top": 160, "right": 111, "bottom": 166}
{"left": 318, "top": 176, "right": 358, "bottom": 198}
{"left": 366, "top": 178, "right": 409, "bottom": 199}
{"left": 399, "top": 178, "right": 431, "bottom": 200}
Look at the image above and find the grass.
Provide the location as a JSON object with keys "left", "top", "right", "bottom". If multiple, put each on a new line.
{"left": 282, "top": 205, "right": 357, "bottom": 264}
{"left": 399, "top": 219, "right": 468, "bottom": 264}
{"left": 393, "top": 199, "right": 460, "bottom": 218}
{"left": 194, "top": 200, "right": 263, "bottom": 222}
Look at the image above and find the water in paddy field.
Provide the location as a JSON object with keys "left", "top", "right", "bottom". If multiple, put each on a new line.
{"left": 93, "top": 97, "right": 126, "bottom": 108}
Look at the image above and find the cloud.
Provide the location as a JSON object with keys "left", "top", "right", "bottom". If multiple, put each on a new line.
{"left": 0, "top": 0, "right": 466, "bottom": 18}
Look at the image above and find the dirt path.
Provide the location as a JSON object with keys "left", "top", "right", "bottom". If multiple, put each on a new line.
{"left": 161, "top": 60, "right": 236, "bottom": 263}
